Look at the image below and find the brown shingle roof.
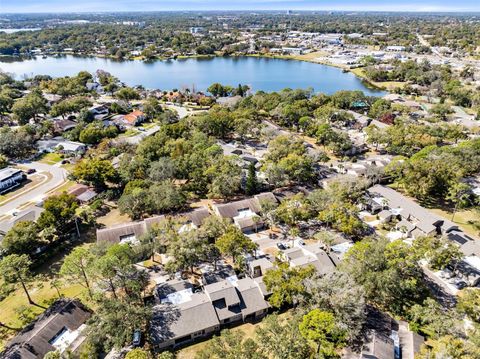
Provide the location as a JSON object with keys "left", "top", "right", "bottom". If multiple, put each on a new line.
{"left": 2, "top": 299, "right": 91, "bottom": 359}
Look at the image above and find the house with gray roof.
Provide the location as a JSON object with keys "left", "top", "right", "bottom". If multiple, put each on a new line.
{"left": 150, "top": 276, "right": 269, "bottom": 350}
{"left": 281, "top": 243, "right": 336, "bottom": 276}
{"left": 1, "top": 299, "right": 91, "bottom": 359}
{"left": 151, "top": 293, "right": 220, "bottom": 350}
{"left": 367, "top": 185, "right": 458, "bottom": 238}
{"left": 212, "top": 192, "right": 277, "bottom": 232}
{"left": 204, "top": 280, "right": 242, "bottom": 324}
{"left": 236, "top": 277, "right": 269, "bottom": 321}
{"left": 248, "top": 257, "right": 274, "bottom": 278}
{"left": 0, "top": 207, "right": 44, "bottom": 242}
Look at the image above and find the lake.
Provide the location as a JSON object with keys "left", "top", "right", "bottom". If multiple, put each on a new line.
{"left": 0, "top": 28, "right": 42, "bottom": 34}
{"left": 0, "top": 55, "right": 385, "bottom": 95}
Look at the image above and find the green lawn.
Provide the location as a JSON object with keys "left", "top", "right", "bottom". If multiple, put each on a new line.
{"left": 122, "top": 129, "right": 139, "bottom": 137}
{"left": 38, "top": 152, "right": 63, "bottom": 165}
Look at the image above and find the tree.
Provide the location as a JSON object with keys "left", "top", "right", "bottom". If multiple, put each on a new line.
{"left": 79, "top": 122, "right": 118, "bottom": 144}
{"left": 430, "top": 103, "right": 453, "bottom": 121}
{"left": 12, "top": 89, "right": 47, "bottom": 124}
{"left": 195, "top": 329, "right": 266, "bottom": 359}
{"left": 116, "top": 87, "right": 140, "bottom": 102}
{"left": 317, "top": 202, "right": 367, "bottom": 237}
{"left": 245, "top": 162, "right": 259, "bottom": 195}
{"left": 299, "top": 309, "right": 346, "bottom": 357}
{"left": 50, "top": 96, "right": 91, "bottom": 119}
{"left": 446, "top": 182, "right": 472, "bottom": 221}
{"left": 342, "top": 237, "right": 425, "bottom": 315}
{"left": 408, "top": 298, "right": 463, "bottom": 339}
{"left": 166, "top": 230, "right": 209, "bottom": 274}
{"left": 87, "top": 297, "right": 151, "bottom": 351}
{"left": 207, "top": 83, "right": 233, "bottom": 97}
{"left": 143, "top": 97, "right": 163, "bottom": 120}
{"left": 125, "top": 349, "right": 151, "bottom": 359}
{"left": 412, "top": 236, "right": 463, "bottom": 271}
{"left": 1, "top": 221, "right": 43, "bottom": 255}
{"left": 72, "top": 158, "right": 117, "bottom": 189}
{"left": 0, "top": 127, "right": 36, "bottom": 159}
{"left": 148, "top": 158, "right": 175, "bottom": 182}
{"left": 301, "top": 272, "right": 366, "bottom": 343}
{"left": 38, "top": 193, "right": 79, "bottom": 231}
{"left": 0, "top": 154, "right": 8, "bottom": 168}
{"left": 119, "top": 187, "right": 150, "bottom": 220}
{"left": 205, "top": 156, "right": 242, "bottom": 199}
{"left": 215, "top": 227, "right": 258, "bottom": 264}
{"left": 148, "top": 181, "right": 186, "bottom": 214}
{"left": 457, "top": 288, "right": 480, "bottom": 323}
{"left": 0, "top": 254, "right": 34, "bottom": 304}
{"left": 256, "top": 313, "right": 312, "bottom": 359}
{"left": 417, "top": 335, "right": 477, "bottom": 359}
{"left": 157, "top": 352, "right": 175, "bottom": 359}
{"left": 60, "top": 247, "right": 95, "bottom": 297}
{"left": 44, "top": 351, "right": 61, "bottom": 359}
{"left": 263, "top": 263, "right": 315, "bottom": 309}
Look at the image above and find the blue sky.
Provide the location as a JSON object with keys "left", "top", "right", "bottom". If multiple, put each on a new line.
{"left": 2, "top": 0, "right": 480, "bottom": 13}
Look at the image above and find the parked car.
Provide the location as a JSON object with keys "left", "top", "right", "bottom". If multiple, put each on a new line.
{"left": 26, "top": 168, "right": 36, "bottom": 174}
{"left": 132, "top": 330, "right": 142, "bottom": 347}
{"left": 276, "top": 243, "right": 286, "bottom": 250}
{"left": 455, "top": 281, "right": 468, "bottom": 290}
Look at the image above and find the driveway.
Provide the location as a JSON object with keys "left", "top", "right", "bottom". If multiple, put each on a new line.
{"left": 165, "top": 104, "right": 189, "bottom": 119}
{"left": 0, "top": 162, "right": 67, "bottom": 215}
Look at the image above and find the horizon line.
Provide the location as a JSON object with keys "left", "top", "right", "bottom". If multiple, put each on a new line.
{"left": 3, "top": 9, "right": 480, "bottom": 14}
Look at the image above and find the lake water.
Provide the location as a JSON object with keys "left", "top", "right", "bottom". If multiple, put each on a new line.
{"left": 0, "top": 28, "right": 42, "bottom": 34}
{"left": 0, "top": 55, "right": 385, "bottom": 95}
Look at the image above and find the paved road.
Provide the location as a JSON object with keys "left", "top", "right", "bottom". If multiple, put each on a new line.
{"left": 0, "top": 162, "right": 68, "bottom": 215}
{"left": 166, "top": 104, "right": 189, "bottom": 119}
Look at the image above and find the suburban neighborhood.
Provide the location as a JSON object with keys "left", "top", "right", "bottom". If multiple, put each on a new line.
{"left": 0, "top": 6, "right": 480, "bottom": 359}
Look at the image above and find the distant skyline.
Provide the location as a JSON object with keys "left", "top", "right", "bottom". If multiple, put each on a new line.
{"left": 2, "top": 0, "right": 480, "bottom": 13}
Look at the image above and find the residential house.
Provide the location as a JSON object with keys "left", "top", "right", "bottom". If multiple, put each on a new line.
{"left": 212, "top": 192, "right": 278, "bottom": 232}
{"left": 367, "top": 185, "right": 458, "bottom": 238}
{"left": 1, "top": 299, "right": 91, "bottom": 359}
{"left": 53, "top": 118, "right": 77, "bottom": 133}
{"left": 66, "top": 183, "right": 98, "bottom": 204}
{"left": 150, "top": 276, "right": 268, "bottom": 350}
{"left": 282, "top": 242, "right": 336, "bottom": 276}
{"left": 248, "top": 257, "right": 274, "bottom": 278}
{"left": 96, "top": 215, "right": 166, "bottom": 245}
{"left": 204, "top": 280, "right": 243, "bottom": 325}
{"left": 344, "top": 307, "right": 424, "bottom": 359}
{"left": 96, "top": 208, "right": 210, "bottom": 244}
{"left": 151, "top": 292, "right": 220, "bottom": 349}
{"left": 0, "top": 167, "right": 26, "bottom": 194}
{"left": 37, "top": 138, "right": 86, "bottom": 155}
{"left": 123, "top": 110, "right": 146, "bottom": 126}
{"left": 0, "top": 207, "right": 44, "bottom": 242}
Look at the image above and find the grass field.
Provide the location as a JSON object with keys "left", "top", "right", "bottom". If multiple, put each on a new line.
{"left": 38, "top": 152, "right": 63, "bottom": 165}
{"left": 97, "top": 207, "right": 131, "bottom": 227}
{"left": 0, "top": 242, "right": 94, "bottom": 350}
{"left": 350, "top": 68, "right": 405, "bottom": 91}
